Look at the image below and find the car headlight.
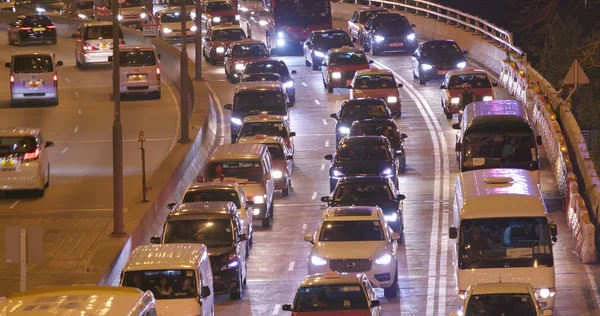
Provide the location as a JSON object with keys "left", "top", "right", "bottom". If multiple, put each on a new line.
{"left": 278, "top": 31, "right": 285, "bottom": 38}
{"left": 381, "top": 168, "right": 393, "bottom": 175}
{"left": 190, "top": 12, "right": 196, "bottom": 19}
{"left": 36, "top": 7, "right": 46, "bottom": 13}
{"left": 213, "top": 16, "right": 221, "bottom": 22}
{"left": 277, "top": 38, "right": 286, "bottom": 46}
{"left": 283, "top": 80, "right": 294, "bottom": 88}
{"left": 314, "top": 51, "right": 325, "bottom": 58}
{"left": 221, "top": 260, "right": 239, "bottom": 270}
{"left": 252, "top": 195, "right": 265, "bottom": 204}
{"left": 421, "top": 64, "right": 433, "bottom": 70}
{"left": 235, "top": 14, "right": 240, "bottom": 20}
{"left": 140, "top": 12, "right": 147, "bottom": 19}
{"left": 78, "top": 13, "right": 88, "bottom": 19}
{"left": 387, "top": 96, "right": 398, "bottom": 103}
{"left": 456, "top": 61, "right": 467, "bottom": 69}
{"left": 332, "top": 169, "right": 344, "bottom": 177}
{"left": 231, "top": 117, "right": 242, "bottom": 126}
{"left": 375, "top": 254, "right": 392, "bottom": 265}
{"left": 216, "top": 46, "right": 225, "bottom": 53}
{"left": 451, "top": 97, "right": 460, "bottom": 105}
{"left": 117, "top": 14, "right": 123, "bottom": 21}
{"left": 235, "top": 63, "right": 244, "bottom": 70}
{"left": 536, "top": 288, "right": 556, "bottom": 299}
{"left": 406, "top": 33, "right": 416, "bottom": 41}
{"left": 482, "top": 95, "right": 493, "bottom": 101}
{"left": 310, "top": 255, "right": 327, "bottom": 266}
{"left": 259, "top": 20, "right": 268, "bottom": 26}
{"left": 331, "top": 72, "right": 341, "bottom": 79}
{"left": 374, "top": 35, "right": 385, "bottom": 42}
{"left": 384, "top": 213, "right": 398, "bottom": 222}
{"left": 338, "top": 126, "right": 350, "bottom": 135}
{"left": 163, "top": 27, "right": 172, "bottom": 34}
{"left": 272, "top": 170, "right": 283, "bottom": 179}
{"left": 190, "top": 25, "right": 197, "bottom": 32}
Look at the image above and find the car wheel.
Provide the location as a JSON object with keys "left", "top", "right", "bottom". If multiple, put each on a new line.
{"left": 50, "top": 97, "right": 58, "bottom": 106}
{"left": 282, "top": 184, "right": 290, "bottom": 197}
{"left": 261, "top": 206, "right": 273, "bottom": 228}
{"left": 305, "top": 58, "right": 311, "bottom": 67}
{"left": 445, "top": 110, "right": 453, "bottom": 120}
{"left": 329, "top": 179, "right": 337, "bottom": 192}
{"left": 418, "top": 73, "right": 426, "bottom": 84}
{"left": 229, "top": 270, "right": 243, "bottom": 299}
{"left": 35, "top": 188, "right": 45, "bottom": 198}
{"left": 312, "top": 59, "right": 319, "bottom": 70}
{"left": 80, "top": 62, "right": 88, "bottom": 70}
{"left": 383, "top": 266, "right": 398, "bottom": 298}
{"left": 398, "top": 156, "right": 406, "bottom": 174}
{"left": 44, "top": 164, "right": 50, "bottom": 188}
{"left": 371, "top": 41, "right": 379, "bottom": 55}
{"left": 155, "top": 90, "right": 161, "bottom": 99}
{"left": 51, "top": 38, "right": 57, "bottom": 45}
{"left": 76, "top": 59, "right": 81, "bottom": 67}
{"left": 7, "top": 32, "right": 13, "bottom": 45}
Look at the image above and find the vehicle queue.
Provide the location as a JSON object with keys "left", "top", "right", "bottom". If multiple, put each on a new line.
{"left": 0, "top": 1, "right": 557, "bottom": 316}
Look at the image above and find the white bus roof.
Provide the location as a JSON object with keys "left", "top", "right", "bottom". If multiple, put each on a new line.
{"left": 457, "top": 168, "right": 547, "bottom": 219}
{"left": 123, "top": 244, "right": 207, "bottom": 272}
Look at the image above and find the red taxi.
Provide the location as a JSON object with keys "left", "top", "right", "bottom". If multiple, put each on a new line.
{"left": 348, "top": 68, "right": 403, "bottom": 114}
{"left": 282, "top": 272, "right": 382, "bottom": 316}
{"left": 321, "top": 46, "right": 372, "bottom": 93}
{"left": 237, "top": 134, "right": 293, "bottom": 196}
{"left": 224, "top": 38, "right": 270, "bottom": 83}
{"left": 203, "top": 23, "right": 247, "bottom": 64}
{"left": 202, "top": 0, "right": 240, "bottom": 28}
{"left": 440, "top": 68, "right": 498, "bottom": 119}
{"left": 236, "top": 112, "right": 296, "bottom": 155}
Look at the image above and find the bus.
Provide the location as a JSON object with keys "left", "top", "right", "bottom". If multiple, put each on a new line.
{"left": 245, "top": 0, "right": 332, "bottom": 54}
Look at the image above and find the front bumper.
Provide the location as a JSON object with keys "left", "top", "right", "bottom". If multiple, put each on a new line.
{"left": 308, "top": 259, "right": 396, "bottom": 289}
{"left": 212, "top": 268, "right": 239, "bottom": 294}
{"left": 82, "top": 51, "right": 113, "bottom": 64}
{"left": 0, "top": 165, "right": 43, "bottom": 190}
{"left": 209, "top": 50, "right": 226, "bottom": 61}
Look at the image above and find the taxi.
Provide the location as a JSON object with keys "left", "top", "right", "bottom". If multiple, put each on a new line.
{"left": 282, "top": 272, "right": 382, "bottom": 315}
{"left": 235, "top": 112, "right": 296, "bottom": 154}
{"left": 155, "top": 8, "right": 197, "bottom": 42}
{"left": 348, "top": 68, "right": 403, "bottom": 114}
{"left": 201, "top": 0, "right": 240, "bottom": 28}
{"left": 238, "top": 134, "right": 293, "bottom": 196}
{"left": 440, "top": 68, "right": 498, "bottom": 119}
{"left": 224, "top": 38, "right": 270, "bottom": 83}
{"left": 203, "top": 23, "right": 247, "bottom": 65}
{"left": 348, "top": 6, "right": 388, "bottom": 44}
{"left": 321, "top": 46, "right": 372, "bottom": 93}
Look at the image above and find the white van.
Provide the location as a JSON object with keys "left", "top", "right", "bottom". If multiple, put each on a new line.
{"left": 112, "top": 45, "right": 161, "bottom": 99}
{"left": 0, "top": 286, "right": 157, "bottom": 315}
{"left": 121, "top": 243, "right": 215, "bottom": 316}
{"left": 448, "top": 168, "right": 557, "bottom": 311}
{"left": 5, "top": 52, "right": 63, "bottom": 106}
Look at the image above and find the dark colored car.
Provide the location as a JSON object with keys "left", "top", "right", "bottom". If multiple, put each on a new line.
{"left": 361, "top": 12, "right": 417, "bottom": 55}
{"left": 241, "top": 59, "right": 298, "bottom": 103}
{"left": 7, "top": 15, "right": 57, "bottom": 46}
{"left": 303, "top": 28, "right": 354, "bottom": 70}
{"left": 349, "top": 119, "right": 407, "bottom": 173}
{"left": 325, "top": 135, "right": 399, "bottom": 192}
{"left": 411, "top": 39, "right": 468, "bottom": 84}
{"left": 330, "top": 98, "right": 395, "bottom": 144}
{"left": 321, "top": 176, "right": 405, "bottom": 234}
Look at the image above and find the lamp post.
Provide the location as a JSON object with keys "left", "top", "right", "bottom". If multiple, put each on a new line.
{"left": 112, "top": 0, "right": 125, "bottom": 236}
{"left": 180, "top": 0, "right": 190, "bottom": 142}
{"left": 194, "top": 0, "right": 202, "bottom": 79}
{"left": 139, "top": 130, "right": 149, "bottom": 202}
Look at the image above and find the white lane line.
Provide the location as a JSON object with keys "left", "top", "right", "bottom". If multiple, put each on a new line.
{"left": 311, "top": 192, "right": 317, "bottom": 200}
{"left": 77, "top": 108, "right": 82, "bottom": 114}
{"left": 205, "top": 83, "right": 226, "bottom": 145}
{"left": 322, "top": 119, "right": 328, "bottom": 125}
{"left": 325, "top": 140, "right": 329, "bottom": 147}
{"left": 314, "top": 100, "right": 320, "bottom": 105}
{"left": 302, "top": 223, "right": 307, "bottom": 230}
{"left": 302, "top": 82, "right": 308, "bottom": 87}
{"left": 61, "top": 147, "right": 68, "bottom": 155}
{"left": 65, "top": 77, "right": 71, "bottom": 84}
{"left": 163, "top": 78, "right": 182, "bottom": 152}
{"left": 288, "top": 261, "right": 295, "bottom": 271}
{"left": 320, "top": 164, "right": 325, "bottom": 171}
{"left": 73, "top": 126, "right": 79, "bottom": 133}
{"left": 272, "top": 304, "right": 281, "bottom": 315}
{"left": 9, "top": 201, "right": 20, "bottom": 209}
{"left": 585, "top": 265, "right": 600, "bottom": 307}
{"left": 74, "top": 91, "right": 79, "bottom": 98}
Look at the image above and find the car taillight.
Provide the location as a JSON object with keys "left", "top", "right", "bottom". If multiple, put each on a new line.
{"left": 20, "top": 27, "right": 32, "bottom": 30}
{"left": 53, "top": 74, "right": 58, "bottom": 87}
{"left": 156, "top": 67, "right": 160, "bottom": 80}
{"left": 46, "top": 25, "right": 56, "bottom": 29}
{"left": 23, "top": 148, "right": 40, "bottom": 161}
{"left": 82, "top": 44, "right": 97, "bottom": 51}
{"left": 10, "top": 75, "right": 14, "bottom": 89}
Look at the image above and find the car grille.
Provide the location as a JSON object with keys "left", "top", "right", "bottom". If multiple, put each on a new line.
{"left": 24, "top": 93, "right": 45, "bottom": 97}
{"left": 329, "top": 259, "right": 372, "bottom": 272}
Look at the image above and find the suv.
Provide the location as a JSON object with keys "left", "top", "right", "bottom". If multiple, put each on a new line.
{"left": 348, "top": 119, "right": 407, "bottom": 173}
{"left": 6, "top": 52, "right": 63, "bottom": 106}
{"left": 7, "top": 15, "right": 57, "bottom": 46}
{"left": 330, "top": 98, "right": 394, "bottom": 144}
{"left": 361, "top": 12, "right": 417, "bottom": 55}
{"left": 73, "top": 22, "right": 125, "bottom": 69}
{"left": 303, "top": 206, "right": 400, "bottom": 297}
{"left": 241, "top": 59, "right": 297, "bottom": 103}
{"left": 151, "top": 201, "right": 249, "bottom": 299}
{"left": 224, "top": 38, "right": 270, "bottom": 83}
{"left": 113, "top": 45, "right": 161, "bottom": 99}
{"left": 321, "top": 176, "right": 405, "bottom": 234}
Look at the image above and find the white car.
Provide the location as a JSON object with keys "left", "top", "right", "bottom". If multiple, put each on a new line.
{"left": 0, "top": 128, "right": 54, "bottom": 196}
{"left": 115, "top": 45, "right": 161, "bottom": 99}
{"left": 304, "top": 206, "right": 400, "bottom": 297}
{"left": 6, "top": 52, "right": 63, "bottom": 106}
{"left": 156, "top": 8, "right": 197, "bottom": 42}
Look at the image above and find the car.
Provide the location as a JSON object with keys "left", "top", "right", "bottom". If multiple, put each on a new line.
{"left": 224, "top": 38, "right": 270, "bottom": 83}
{"left": 150, "top": 201, "right": 248, "bottom": 300}
{"left": 115, "top": 45, "right": 161, "bottom": 99}
{"left": 241, "top": 59, "right": 297, "bottom": 103}
{"left": 0, "top": 128, "right": 54, "bottom": 196}
{"left": 6, "top": 52, "right": 63, "bottom": 106}
{"left": 361, "top": 12, "right": 417, "bottom": 55}
{"left": 235, "top": 112, "right": 296, "bottom": 153}
{"left": 64, "top": 0, "right": 94, "bottom": 19}
{"left": 348, "top": 6, "right": 388, "bottom": 43}
{"left": 330, "top": 98, "right": 394, "bottom": 144}
{"left": 349, "top": 119, "right": 407, "bottom": 173}
{"left": 321, "top": 176, "right": 405, "bottom": 234}
{"left": 303, "top": 206, "right": 400, "bottom": 298}
{"left": 203, "top": 23, "right": 247, "bottom": 65}
{"left": 14, "top": 0, "right": 65, "bottom": 15}
{"left": 321, "top": 46, "right": 372, "bottom": 93}
{"left": 238, "top": 135, "right": 293, "bottom": 196}
{"left": 241, "top": 72, "right": 282, "bottom": 83}
{"left": 325, "top": 135, "right": 399, "bottom": 192}
{"left": 282, "top": 272, "right": 382, "bottom": 315}
{"left": 348, "top": 68, "right": 403, "bottom": 113}
{"left": 303, "top": 28, "right": 354, "bottom": 70}
{"left": 224, "top": 81, "right": 292, "bottom": 143}
{"left": 73, "top": 21, "right": 125, "bottom": 69}
{"left": 7, "top": 14, "right": 57, "bottom": 46}
{"left": 411, "top": 39, "right": 468, "bottom": 84}
{"left": 201, "top": 0, "right": 240, "bottom": 28}
{"left": 156, "top": 9, "right": 197, "bottom": 42}
{"left": 440, "top": 68, "right": 498, "bottom": 119}
{"left": 450, "top": 283, "right": 552, "bottom": 316}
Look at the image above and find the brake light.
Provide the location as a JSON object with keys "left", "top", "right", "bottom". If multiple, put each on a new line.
{"left": 20, "top": 27, "right": 32, "bottom": 30}
{"left": 156, "top": 67, "right": 160, "bottom": 80}
{"left": 53, "top": 74, "right": 58, "bottom": 87}
{"left": 23, "top": 148, "right": 40, "bottom": 161}
{"left": 10, "top": 75, "right": 14, "bottom": 89}
{"left": 46, "top": 25, "right": 56, "bottom": 29}
{"left": 83, "top": 44, "right": 97, "bottom": 51}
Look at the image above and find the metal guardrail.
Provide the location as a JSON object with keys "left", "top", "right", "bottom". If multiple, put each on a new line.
{"left": 349, "top": 0, "right": 524, "bottom": 57}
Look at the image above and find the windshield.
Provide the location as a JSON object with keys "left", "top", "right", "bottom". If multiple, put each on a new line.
{"left": 293, "top": 285, "right": 368, "bottom": 312}
{"left": 266, "top": 144, "right": 284, "bottom": 160}
{"left": 338, "top": 143, "right": 390, "bottom": 161}
{"left": 447, "top": 74, "right": 492, "bottom": 89}
{"left": 313, "top": 31, "right": 351, "bottom": 47}
{"left": 160, "top": 12, "right": 191, "bottom": 22}
{"left": 36, "top": 0, "right": 62, "bottom": 3}
{"left": 207, "top": 161, "right": 264, "bottom": 184}
{"left": 239, "top": 122, "right": 288, "bottom": 138}
{"left": 169, "top": 0, "right": 196, "bottom": 6}
{"left": 212, "top": 29, "right": 246, "bottom": 41}
{"left": 243, "top": 73, "right": 282, "bottom": 82}
{"left": 182, "top": 190, "right": 240, "bottom": 209}
{"left": 373, "top": 15, "right": 410, "bottom": 30}
{"left": 0, "top": 137, "right": 37, "bottom": 156}
{"left": 461, "top": 133, "right": 537, "bottom": 171}
{"left": 340, "top": 104, "right": 389, "bottom": 120}
{"left": 206, "top": 1, "right": 234, "bottom": 12}
{"left": 121, "top": 0, "right": 144, "bottom": 7}
{"left": 22, "top": 16, "right": 53, "bottom": 26}
{"left": 75, "top": 1, "right": 93, "bottom": 9}
{"left": 231, "top": 44, "right": 269, "bottom": 58}
{"left": 164, "top": 218, "right": 233, "bottom": 246}
{"left": 422, "top": 41, "right": 463, "bottom": 56}
{"left": 12, "top": 56, "right": 53, "bottom": 73}
{"left": 358, "top": 10, "right": 383, "bottom": 23}
{"left": 354, "top": 74, "right": 396, "bottom": 89}
{"left": 119, "top": 51, "right": 156, "bottom": 67}
{"left": 350, "top": 123, "right": 398, "bottom": 140}
{"left": 234, "top": 92, "right": 284, "bottom": 113}
{"left": 459, "top": 217, "right": 553, "bottom": 269}
{"left": 320, "top": 220, "right": 384, "bottom": 241}
{"left": 329, "top": 52, "right": 367, "bottom": 66}
{"left": 274, "top": 0, "right": 331, "bottom": 26}
{"left": 333, "top": 183, "right": 393, "bottom": 207}
{"left": 85, "top": 25, "right": 123, "bottom": 39}
{"left": 244, "top": 62, "right": 290, "bottom": 80}
{"left": 122, "top": 270, "right": 197, "bottom": 300}
{"left": 465, "top": 293, "right": 537, "bottom": 316}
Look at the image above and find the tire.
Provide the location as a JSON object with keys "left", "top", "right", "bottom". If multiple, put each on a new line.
{"left": 398, "top": 156, "right": 406, "bottom": 174}
{"left": 76, "top": 59, "right": 81, "bottom": 67}
{"left": 44, "top": 164, "right": 50, "bottom": 188}
{"left": 312, "top": 61, "right": 319, "bottom": 71}
{"left": 261, "top": 206, "right": 273, "bottom": 228}
{"left": 305, "top": 59, "right": 311, "bottom": 67}
{"left": 371, "top": 41, "right": 379, "bottom": 55}
{"left": 154, "top": 91, "right": 161, "bottom": 99}
{"left": 282, "top": 184, "right": 290, "bottom": 197}
{"left": 80, "top": 62, "right": 88, "bottom": 70}
{"left": 327, "top": 85, "right": 333, "bottom": 93}
{"left": 50, "top": 97, "right": 58, "bottom": 106}
{"left": 7, "top": 32, "right": 13, "bottom": 45}
{"left": 418, "top": 75, "right": 426, "bottom": 85}
{"left": 384, "top": 266, "right": 398, "bottom": 298}
{"left": 229, "top": 270, "right": 243, "bottom": 299}
{"left": 445, "top": 111, "right": 453, "bottom": 119}
{"left": 51, "top": 38, "right": 57, "bottom": 45}
{"left": 35, "top": 188, "right": 45, "bottom": 197}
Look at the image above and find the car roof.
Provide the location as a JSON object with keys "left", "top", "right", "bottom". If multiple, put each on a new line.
{"left": 11, "top": 51, "right": 53, "bottom": 57}
{"left": 185, "top": 182, "right": 241, "bottom": 191}
{"left": 0, "top": 127, "right": 40, "bottom": 137}
{"left": 209, "top": 143, "right": 268, "bottom": 161}
{"left": 324, "top": 206, "right": 382, "bottom": 221}
{"left": 329, "top": 46, "right": 363, "bottom": 54}
{"left": 355, "top": 68, "right": 393, "bottom": 76}
{"left": 234, "top": 81, "right": 284, "bottom": 93}
{"left": 237, "top": 135, "right": 286, "bottom": 147}
{"left": 351, "top": 118, "right": 396, "bottom": 126}
{"left": 246, "top": 59, "right": 286, "bottom": 65}
{"left": 463, "top": 100, "right": 531, "bottom": 131}
{"left": 123, "top": 244, "right": 207, "bottom": 271}
{"left": 170, "top": 201, "right": 236, "bottom": 217}
{"left": 469, "top": 283, "right": 532, "bottom": 295}
{"left": 119, "top": 45, "right": 156, "bottom": 52}
{"left": 242, "top": 113, "right": 287, "bottom": 123}
{"left": 356, "top": 6, "right": 388, "bottom": 13}
{"left": 422, "top": 39, "right": 457, "bottom": 44}
{"left": 342, "top": 98, "right": 387, "bottom": 106}
{"left": 340, "top": 135, "right": 388, "bottom": 144}
{"left": 300, "top": 273, "right": 364, "bottom": 287}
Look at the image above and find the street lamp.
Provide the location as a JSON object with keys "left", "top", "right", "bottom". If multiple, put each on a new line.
{"left": 112, "top": 0, "right": 125, "bottom": 236}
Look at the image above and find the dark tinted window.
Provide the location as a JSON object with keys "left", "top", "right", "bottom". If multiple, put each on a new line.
{"left": 358, "top": 10, "right": 384, "bottom": 23}
{"left": 314, "top": 31, "right": 351, "bottom": 46}
{"left": 422, "top": 41, "right": 462, "bottom": 55}
{"left": 212, "top": 29, "right": 246, "bottom": 41}
{"left": 123, "top": 270, "right": 198, "bottom": 300}
{"left": 373, "top": 14, "right": 410, "bottom": 29}
{"left": 465, "top": 294, "right": 537, "bottom": 316}
{"left": 319, "top": 220, "right": 384, "bottom": 241}
{"left": 340, "top": 103, "right": 389, "bottom": 119}
{"left": 447, "top": 74, "right": 492, "bottom": 89}
{"left": 294, "top": 285, "right": 368, "bottom": 312}
{"left": 242, "top": 73, "right": 282, "bottom": 82}
{"left": 120, "top": 0, "right": 144, "bottom": 7}
{"left": 182, "top": 190, "right": 241, "bottom": 208}
{"left": 85, "top": 25, "right": 123, "bottom": 39}
{"left": 244, "top": 62, "right": 290, "bottom": 80}
{"left": 0, "top": 137, "right": 37, "bottom": 155}
{"left": 22, "top": 15, "right": 53, "bottom": 26}
{"left": 337, "top": 143, "right": 390, "bottom": 161}
{"left": 354, "top": 74, "right": 396, "bottom": 89}
{"left": 206, "top": 1, "right": 234, "bottom": 12}
{"left": 12, "top": 55, "right": 53, "bottom": 73}
{"left": 328, "top": 52, "right": 368, "bottom": 66}
{"left": 207, "top": 161, "right": 264, "bottom": 183}
{"left": 333, "top": 183, "right": 393, "bottom": 206}
{"left": 350, "top": 123, "right": 398, "bottom": 140}
{"left": 160, "top": 12, "right": 192, "bottom": 22}
{"left": 267, "top": 144, "right": 285, "bottom": 160}
{"left": 234, "top": 92, "right": 284, "bottom": 112}
{"left": 231, "top": 44, "right": 269, "bottom": 58}
{"left": 164, "top": 219, "right": 233, "bottom": 246}
{"left": 462, "top": 133, "right": 535, "bottom": 170}
{"left": 119, "top": 51, "right": 157, "bottom": 67}
{"left": 239, "top": 122, "right": 288, "bottom": 138}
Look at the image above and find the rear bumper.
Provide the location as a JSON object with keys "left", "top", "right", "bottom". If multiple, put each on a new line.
{"left": 12, "top": 90, "right": 57, "bottom": 101}
{"left": 82, "top": 51, "right": 113, "bottom": 64}
{"left": 0, "top": 168, "right": 43, "bottom": 190}
{"left": 120, "top": 82, "right": 160, "bottom": 94}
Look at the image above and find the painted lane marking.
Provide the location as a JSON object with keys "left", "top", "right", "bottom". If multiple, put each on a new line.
{"left": 325, "top": 140, "right": 329, "bottom": 147}
{"left": 288, "top": 261, "right": 295, "bottom": 271}
{"left": 61, "top": 147, "right": 69, "bottom": 155}
{"left": 9, "top": 201, "right": 20, "bottom": 209}
{"left": 302, "top": 82, "right": 308, "bottom": 87}
{"left": 272, "top": 304, "right": 281, "bottom": 315}
{"left": 322, "top": 119, "right": 328, "bottom": 125}
{"left": 311, "top": 192, "right": 317, "bottom": 200}
{"left": 314, "top": 100, "right": 320, "bottom": 105}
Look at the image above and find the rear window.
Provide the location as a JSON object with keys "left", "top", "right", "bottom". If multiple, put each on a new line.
{"left": 119, "top": 51, "right": 157, "bottom": 67}
{"left": 182, "top": 189, "right": 241, "bottom": 209}
{"left": 85, "top": 25, "right": 123, "bottom": 40}
{"left": 329, "top": 52, "right": 367, "bottom": 66}
{"left": 22, "top": 16, "right": 53, "bottom": 26}
{"left": 206, "top": 1, "right": 234, "bottom": 12}
{"left": 12, "top": 56, "right": 53, "bottom": 73}
{"left": 212, "top": 29, "right": 246, "bottom": 41}
{"left": 0, "top": 137, "right": 37, "bottom": 155}
{"left": 232, "top": 44, "right": 269, "bottom": 58}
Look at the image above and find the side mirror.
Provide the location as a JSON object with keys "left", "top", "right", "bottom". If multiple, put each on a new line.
{"left": 71, "top": 33, "right": 76, "bottom": 38}
{"left": 449, "top": 227, "right": 458, "bottom": 239}
{"left": 398, "top": 194, "right": 406, "bottom": 200}
{"left": 324, "top": 154, "right": 333, "bottom": 160}
{"left": 224, "top": 104, "right": 233, "bottom": 110}
{"left": 463, "top": 50, "right": 468, "bottom": 54}
{"left": 56, "top": 61, "right": 63, "bottom": 67}
{"left": 492, "top": 82, "right": 498, "bottom": 87}
{"left": 391, "top": 232, "right": 400, "bottom": 240}
{"left": 44, "top": 141, "right": 54, "bottom": 148}
{"left": 167, "top": 202, "right": 176, "bottom": 210}
{"left": 401, "top": 133, "right": 408, "bottom": 139}
{"left": 204, "top": 36, "right": 209, "bottom": 41}
{"left": 536, "top": 135, "right": 543, "bottom": 145}
{"left": 150, "top": 236, "right": 161, "bottom": 244}
{"left": 329, "top": 113, "right": 337, "bottom": 119}
{"left": 392, "top": 111, "right": 400, "bottom": 117}
{"left": 289, "top": 132, "right": 296, "bottom": 137}
{"left": 440, "top": 84, "right": 447, "bottom": 89}
{"left": 397, "top": 83, "right": 403, "bottom": 88}
{"left": 291, "top": 70, "right": 297, "bottom": 75}
{"left": 452, "top": 123, "right": 461, "bottom": 130}
{"left": 282, "top": 304, "right": 292, "bottom": 311}
{"left": 238, "top": 233, "right": 248, "bottom": 241}
{"left": 320, "top": 196, "right": 331, "bottom": 203}
{"left": 108, "top": 56, "right": 113, "bottom": 62}
{"left": 368, "top": 60, "right": 374, "bottom": 64}
{"left": 370, "top": 300, "right": 381, "bottom": 308}
{"left": 286, "top": 155, "right": 293, "bottom": 160}
{"left": 246, "top": 200, "right": 254, "bottom": 207}
{"left": 455, "top": 142, "right": 462, "bottom": 152}
{"left": 196, "top": 175, "right": 204, "bottom": 183}
{"left": 4, "top": 62, "right": 10, "bottom": 68}
{"left": 412, "top": 52, "right": 418, "bottom": 57}
{"left": 303, "top": 233, "right": 314, "bottom": 244}
{"left": 305, "top": 41, "right": 312, "bottom": 47}
{"left": 549, "top": 222, "right": 557, "bottom": 237}
{"left": 346, "top": 85, "right": 353, "bottom": 89}
{"left": 200, "top": 286, "right": 211, "bottom": 298}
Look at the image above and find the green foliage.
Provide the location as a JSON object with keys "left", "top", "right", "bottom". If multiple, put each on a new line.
{"left": 572, "top": 87, "right": 600, "bottom": 130}
{"left": 538, "top": 13, "right": 583, "bottom": 86}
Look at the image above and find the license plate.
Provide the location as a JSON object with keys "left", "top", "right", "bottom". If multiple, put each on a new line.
{"left": 1, "top": 159, "right": 16, "bottom": 170}
{"left": 29, "top": 81, "right": 40, "bottom": 88}
{"left": 32, "top": 27, "right": 46, "bottom": 32}
{"left": 100, "top": 43, "right": 109, "bottom": 50}
{"left": 390, "top": 42, "right": 404, "bottom": 47}
{"left": 437, "top": 70, "right": 448, "bottom": 75}
{"left": 128, "top": 74, "right": 146, "bottom": 81}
